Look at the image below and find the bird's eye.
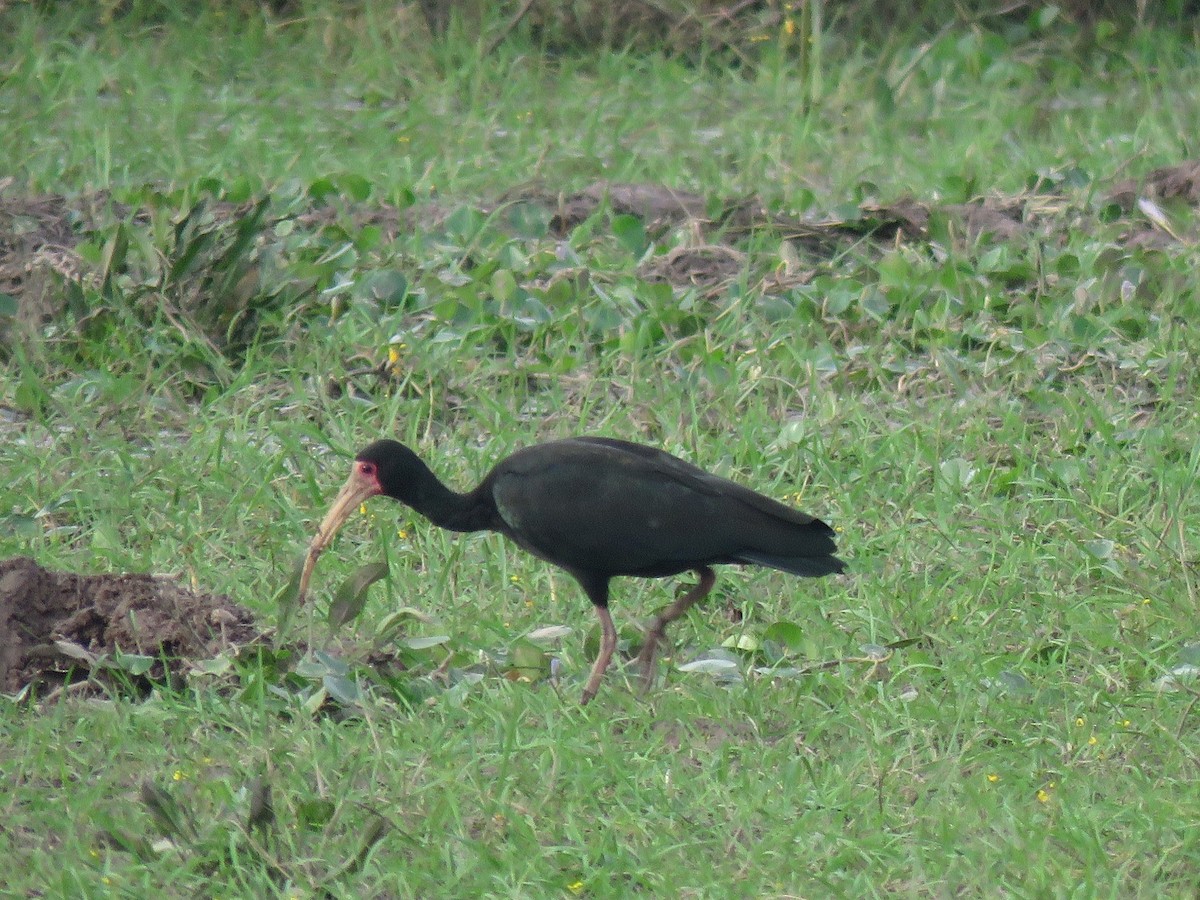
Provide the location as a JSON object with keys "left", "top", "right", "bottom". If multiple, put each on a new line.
{"left": 360, "top": 462, "right": 376, "bottom": 478}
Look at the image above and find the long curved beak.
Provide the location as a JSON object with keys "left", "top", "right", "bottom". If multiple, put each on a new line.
{"left": 297, "top": 467, "right": 382, "bottom": 605}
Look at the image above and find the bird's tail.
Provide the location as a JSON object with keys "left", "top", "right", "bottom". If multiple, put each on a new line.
{"left": 736, "top": 552, "right": 847, "bottom": 578}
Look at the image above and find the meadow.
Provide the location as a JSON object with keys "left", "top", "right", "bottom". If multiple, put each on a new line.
{"left": 1, "top": 3, "right": 1199, "bottom": 896}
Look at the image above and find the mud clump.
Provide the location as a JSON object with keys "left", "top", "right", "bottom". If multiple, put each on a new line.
{"left": 0, "top": 557, "right": 262, "bottom": 695}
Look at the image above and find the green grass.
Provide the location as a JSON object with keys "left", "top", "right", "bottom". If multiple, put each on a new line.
{"left": 2, "top": 8, "right": 1196, "bottom": 199}
{"left": 3, "top": 3, "right": 1200, "bottom": 896}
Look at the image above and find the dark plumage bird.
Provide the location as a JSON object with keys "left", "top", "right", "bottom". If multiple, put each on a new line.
{"left": 299, "top": 436, "right": 845, "bottom": 703}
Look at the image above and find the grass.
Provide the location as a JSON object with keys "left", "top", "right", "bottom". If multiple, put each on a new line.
{"left": 2, "top": 2, "right": 1200, "bottom": 896}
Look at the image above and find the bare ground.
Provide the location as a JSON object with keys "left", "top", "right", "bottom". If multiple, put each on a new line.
{"left": 0, "top": 556, "right": 262, "bottom": 695}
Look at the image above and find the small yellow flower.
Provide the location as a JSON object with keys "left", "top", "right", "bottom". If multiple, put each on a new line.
{"left": 524, "top": 599, "right": 534, "bottom": 609}
{"left": 89, "top": 848, "right": 101, "bottom": 859}
{"left": 1037, "top": 789, "right": 1050, "bottom": 803}
{"left": 359, "top": 503, "right": 369, "bottom": 516}
{"left": 509, "top": 574, "right": 522, "bottom": 585}
{"left": 986, "top": 773, "right": 999, "bottom": 783}
{"left": 398, "top": 529, "right": 409, "bottom": 540}
{"left": 1075, "top": 717, "right": 1085, "bottom": 727}
{"left": 1088, "top": 735, "right": 1098, "bottom": 746}
{"left": 568, "top": 881, "right": 585, "bottom": 895}
{"left": 1142, "top": 598, "right": 1151, "bottom": 605}
{"left": 1122, "top": 719, "right": 1132, "bottom": 727}
{"left": 784, "top": 18, "right": 796, "bottom": 35}
{"left": 172, "top": 770, "right": 185, "bottom": 782}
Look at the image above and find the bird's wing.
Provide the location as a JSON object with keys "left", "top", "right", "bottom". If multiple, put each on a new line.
{"left": 570, "top": 436, "right": 825, "bottom": 528}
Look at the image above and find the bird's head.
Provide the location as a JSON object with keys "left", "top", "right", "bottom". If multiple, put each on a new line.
{"left": 312, "top": 440, "right": 424, "bottom": 543}
{"left": 298, "top": 439, "right": 426, "bottom": 603}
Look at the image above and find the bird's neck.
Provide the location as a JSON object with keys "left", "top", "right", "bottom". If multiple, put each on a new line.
{"left": 410, "top": 479, "right": 495, "bottom": 533}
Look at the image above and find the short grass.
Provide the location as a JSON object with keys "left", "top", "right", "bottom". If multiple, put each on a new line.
{"left": 2, "top": 3, "right": 1200, "bottom": 896}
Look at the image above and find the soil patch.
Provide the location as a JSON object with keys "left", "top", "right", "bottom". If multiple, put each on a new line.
{"left": 0, "top": 556, "right": 262, "bottom": 695}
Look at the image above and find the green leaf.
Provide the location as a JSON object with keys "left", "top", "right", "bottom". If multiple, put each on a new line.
{"left": 272, "top": 553, "right": 307, "bottom": 640}
{"left": 338, "top": 173, "right": 372, "bottom": 201}
{"left": 763, "top": 621, "right": 805, "bottom": 653}
{"left": 491, "top": 268, "right": 517, "bottom": 304}
{"left": 939, "top": 457, "right": 977, "bottom": 488}
{"left": 308, "top": 177, "right": 338, "bottom": 202}
{"left": 224, "top": 174, "right": 256, "bottom": 203}
{"left": 327, "top": 561, "right": 388, "bottom": 631}
{"left": 324, "top": 674, "right": 363, "bottom": 705}
{"left": 195, "top": 176, "right": 223, "bottom": 196}
{"left": 111, "top": 649, "right": 156, "bottom": 676}
{"left": 292, "top": 649, "right": 351, "bottom": 680}
{"left": 611, "top": 214, "right": 647, "bottom": 256}
{"left": 1177, "top": 644, "right": 1200, "bottom": 666}
{"left": 294, "top": 654, "right": 328, "bottom": 678}
{"left": 296, "top": 801, "right": 338, "bottom": 830}
{"left": 168, "top": 221, "right": 217, "bottom": 284}
{"left": 525, "top": 625, "right": 573, "bottom": 645}
{"left": 1032, "top": 4, "right": 1060, "bottom": 30}
{"left": 190, "top": 654, "right": 234, "bottom": 676}
{"left": 298, "top": 798, "right": 336, "bottom": 829}
{"left": 0, "top": 512, "right": 38, "bottom": 537}
{"left": 722, "top": 633, "right": 760, "bottom": 653}
{"left": 505, "top": 202, "right": 549, "bottom": 238}
{"left": 376, "top": 606, "right": 434, "bottom": 643}
{"left": 992, "top": 670, "right": 1033, "bottom": 697}
{"left": 100, "top": 223, "right": 129, "bottom": 292}
{"left": 55, "top": 640, "right": 99, "bottom": 666}
{"left": 303, "top": 685, "right": 328, "bottom": 715}
{"left": 403, "top": 634, "right": 452, "bottom": 650}
{"left": 677, "top": 657, "right": 739, "bottom": 674}
{"left": 444, "top": 206, "right": 484, "bottom": 241}
{"left": 314, "top": 649, "right": 350, "bottom": 676}
{"left": 507, "top": 639, "right": 549, "bottom": 681}
{"left": 859, "top": 643, "right": 889, "bottom": 661}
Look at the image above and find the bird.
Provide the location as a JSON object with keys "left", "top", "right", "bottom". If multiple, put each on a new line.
{"left": 298, "top": 436, "right": 845, "bottom": 703}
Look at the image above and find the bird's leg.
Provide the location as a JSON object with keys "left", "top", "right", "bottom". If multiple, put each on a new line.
{"left": 636, "top": 566, "right": 716, "bottom": 691}
{"left": 581, "top": 604, "right": 617, "bottom": 705}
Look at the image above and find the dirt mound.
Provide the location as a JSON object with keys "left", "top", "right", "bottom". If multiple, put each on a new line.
{"left": 0, "top": 557, "right": 262, "bottom": 695}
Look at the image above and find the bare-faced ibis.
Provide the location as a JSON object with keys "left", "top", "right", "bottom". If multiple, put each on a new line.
{"left": 299, "top": 436, "right": 845, "bottom": 703}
